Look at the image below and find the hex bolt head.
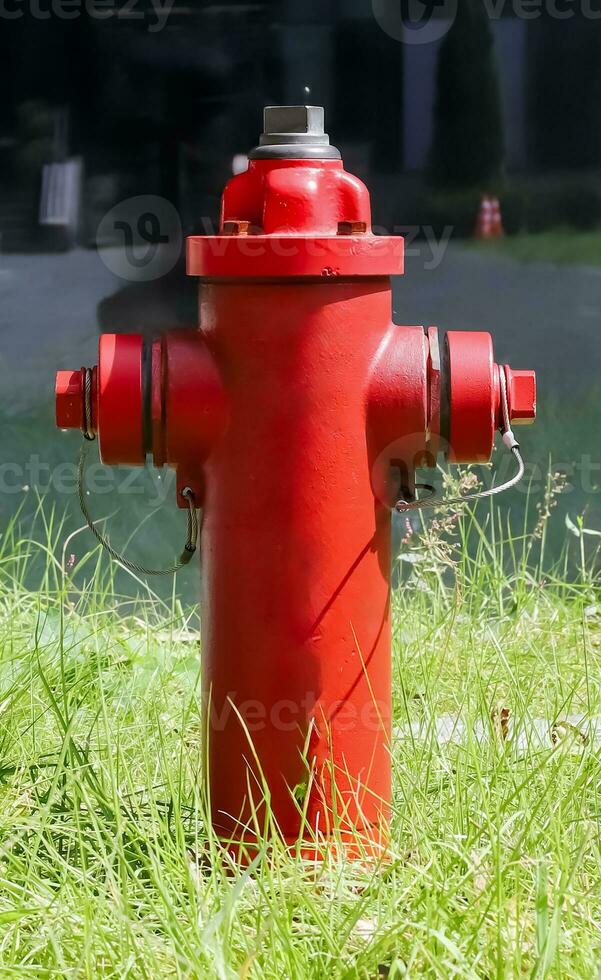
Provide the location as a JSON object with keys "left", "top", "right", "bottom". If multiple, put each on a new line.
{"left": 250, "top": 105, "right": 341, "bottom": 160}
{"left": 506, "top": 368, "right": 536, "bottom": 425}
{"left": 263, "top": 105, "right": 325, "bottom": 138}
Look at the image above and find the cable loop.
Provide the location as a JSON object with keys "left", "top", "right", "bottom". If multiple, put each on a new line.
{"left": 83, "top": 368, "right": 96, "bottom": 442}
{"left": 77, "top": 443, "right": 199, "bottom": 576}
{"left": 396, "top": 366, "right": 525, "bottom": 513}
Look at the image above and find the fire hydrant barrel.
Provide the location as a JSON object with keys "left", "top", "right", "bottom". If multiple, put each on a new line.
{"left": 199, "top": 281, "right": 398, "bottom": 851}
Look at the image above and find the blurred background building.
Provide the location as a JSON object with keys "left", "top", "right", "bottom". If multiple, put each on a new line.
{"left": 1, "top": 1, "right": 600, "bottom": 249}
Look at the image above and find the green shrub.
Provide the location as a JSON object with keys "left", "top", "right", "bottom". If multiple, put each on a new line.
{"left": 558, "top": 183, "right": 601, "bottom": 231}
{"left": 403, "top": 177, "right": 601, "bottom": 240}
{"left": 416, "top": 188, "right": 482, "bottom": 238}
{"left": 520, "top": 179, "right": 601, "bottom": 234}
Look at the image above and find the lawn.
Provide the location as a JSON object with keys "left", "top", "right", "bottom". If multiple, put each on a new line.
{"left": 468, "top": 229, "right": 601, "bottom": 267}
{"left": 0, "top": 482, "right": 599, "bottom": 978}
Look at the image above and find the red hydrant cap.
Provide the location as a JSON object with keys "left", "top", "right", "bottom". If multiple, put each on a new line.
{"left": 505, "top": 367, "right": 536, "bottom": 424}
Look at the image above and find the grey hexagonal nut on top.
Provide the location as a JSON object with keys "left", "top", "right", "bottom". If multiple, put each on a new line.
{"left": 249, "top": 105, "right": 341, "bottom": 161}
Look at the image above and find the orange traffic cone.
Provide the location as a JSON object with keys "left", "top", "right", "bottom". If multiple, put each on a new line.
{"left": 475, "top": 195, "right": 493, "bottom": 239}
{"left": 490, "top": 196, "right": 504, "bottom": 238}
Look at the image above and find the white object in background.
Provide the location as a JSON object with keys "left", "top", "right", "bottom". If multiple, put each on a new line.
{"left": 39, "top": 157, "right": 84, "bottom": 249}
{"left": 232, "top": 154, "right": 248, "bottom": 176}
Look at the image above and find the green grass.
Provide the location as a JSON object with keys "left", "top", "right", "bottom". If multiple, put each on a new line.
{"left": 468, "top": 229, "right": 601, "bottom": 266}
{"left": 0, "top": 484, "right": 599, "bottom": 977}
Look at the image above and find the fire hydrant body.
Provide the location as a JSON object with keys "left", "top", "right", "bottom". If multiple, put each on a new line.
{"left": 56, "top": 107, "right": 536, "bottom": 859}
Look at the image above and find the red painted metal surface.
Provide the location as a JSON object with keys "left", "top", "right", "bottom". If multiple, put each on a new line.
{"left": 187, "top": 159, "right": 404, "bottom": 279}
{"left": 445, "top": 331, "right": 499, "bottom": 464}
{"left": 199, "top": 282, "right": 428, "bottom": 852}
{"left": 97, "top": 334, "right": 145, "bottom": 466}
{"left": 504, "top": 366, "right": 537, "bottom": 425}
{"left": 55, "top": 111, "right": 537, "bottom": 860}
{"left": 153, "top": 330, "right": 227, "bottom": 505}
{"left": 56, "top": 368, "right": 86, "bottom": 431}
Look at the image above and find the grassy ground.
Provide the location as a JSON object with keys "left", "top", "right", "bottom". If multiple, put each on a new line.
{"left": 468, "top": 229, "right": 601, "bottom": 266}
{"left": 0, "top": 482, "right": 599, "bottom": 978}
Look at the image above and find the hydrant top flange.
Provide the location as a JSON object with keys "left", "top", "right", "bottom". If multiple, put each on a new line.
{"left": 187, "top": 105, "right": 404, "bottom": 280}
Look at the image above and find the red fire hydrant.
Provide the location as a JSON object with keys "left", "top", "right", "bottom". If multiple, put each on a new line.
{"left": 56, "top": 107, "right": 536, "bottom": 860}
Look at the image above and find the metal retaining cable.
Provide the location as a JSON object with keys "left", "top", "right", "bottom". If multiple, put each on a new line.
{"left": 75, "top": 366, "right": 524, "bottom": 568}
{"left": 396, "top": 366, "right": 525, "bottom": 513}
{"left": 77, "top": 368, "right": 199, "bottom": 576}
